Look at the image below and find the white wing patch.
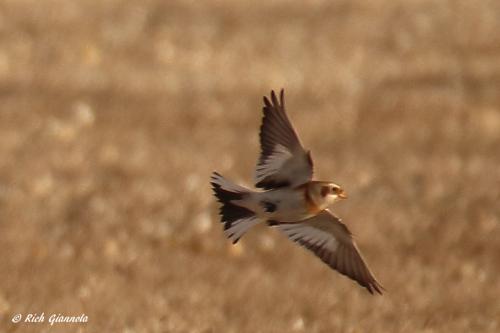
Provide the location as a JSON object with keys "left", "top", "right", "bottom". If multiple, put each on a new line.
{"left": 224, "top": 216, "right": 260, "bottom": 243}
{"left": 255, "top": 144, "right": 293, "bottom": 184}
{"left": 211, "top": 172, "right": 249, "bottom": 193}
{"left": 278, "top": 223, "right": 339, "bottom": 252}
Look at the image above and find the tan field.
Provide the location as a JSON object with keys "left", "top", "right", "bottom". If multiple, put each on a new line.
{"left": 0, "top": 1, "right": 499, "bottom": 332}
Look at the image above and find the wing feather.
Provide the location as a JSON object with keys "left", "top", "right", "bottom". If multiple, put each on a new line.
{"left": 255, "top": 89, "right": 313, "bottom": 189}
{"left": 276, "top": 210, "right": 384, "bottom": 295}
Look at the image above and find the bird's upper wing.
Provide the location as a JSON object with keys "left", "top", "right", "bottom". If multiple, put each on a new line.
{"left": 276, "top": 210, "right": 384, "bottom": 295}
{"left": 255, "top": 89, "right": 313, "bottom": 189}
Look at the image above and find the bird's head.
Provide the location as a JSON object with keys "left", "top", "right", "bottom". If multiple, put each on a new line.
{"left": 321, "top": 183, "right": 348, "bottom": 203}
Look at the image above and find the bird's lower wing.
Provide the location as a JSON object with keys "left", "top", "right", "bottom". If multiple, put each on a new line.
{"left": 275, "top": 210, "right": 384, "bottom": 295}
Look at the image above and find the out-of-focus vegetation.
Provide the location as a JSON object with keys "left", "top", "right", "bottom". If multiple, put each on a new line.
{"left": 0, "top": 1, "right": 499, "bottom": 332}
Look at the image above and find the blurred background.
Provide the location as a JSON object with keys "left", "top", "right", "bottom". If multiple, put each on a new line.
{"left": 0, "top": 0, "right": 499, "bottom": 332}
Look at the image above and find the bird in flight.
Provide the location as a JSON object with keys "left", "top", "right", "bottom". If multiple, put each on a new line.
{"left": 210, "top": 89, "right": 383, "bottom": 294}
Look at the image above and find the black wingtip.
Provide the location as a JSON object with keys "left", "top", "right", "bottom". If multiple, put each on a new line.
{"left": 367, "top": 281, "right": 384, "bottom": 295}
{"left": 264, "top": 89, "right": 286, "bottom": 109}
{"left": 375, "top": 282, "right": 385, "bottom": 295}
{"left": 263, "top": 96, "right": 271, "bottom": 108}
{"left": 270, "top": 90, "right": 279, "bottom": 107}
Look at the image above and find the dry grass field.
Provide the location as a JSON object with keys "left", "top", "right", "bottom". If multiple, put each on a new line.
{"left": 0, "top": 1, "right": 500, "bottom": 332}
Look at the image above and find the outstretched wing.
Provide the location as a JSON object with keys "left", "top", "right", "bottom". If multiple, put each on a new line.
{"left": 255, "top": 89, "right": 313, "bottom": 189}
{"left": 276, "top": 210, "right": 384, "bottom": 295}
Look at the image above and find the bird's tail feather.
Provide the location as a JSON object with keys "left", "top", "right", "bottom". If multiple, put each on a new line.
{"left": 210, "top": 172, "right": 259, "bottom": 243}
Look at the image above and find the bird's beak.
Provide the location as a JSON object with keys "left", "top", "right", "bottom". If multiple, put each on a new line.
{"left": 338, "top": 190, "right": 348, "bottom": 199}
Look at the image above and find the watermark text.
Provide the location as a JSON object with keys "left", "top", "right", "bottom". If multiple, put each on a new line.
{"left": 11, "top": 312, "right": 88, "bottom": 326}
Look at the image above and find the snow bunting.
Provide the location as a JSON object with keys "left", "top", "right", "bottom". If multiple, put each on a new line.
{"left": 210, "top": 89, "right": 383, "bottom": 294}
